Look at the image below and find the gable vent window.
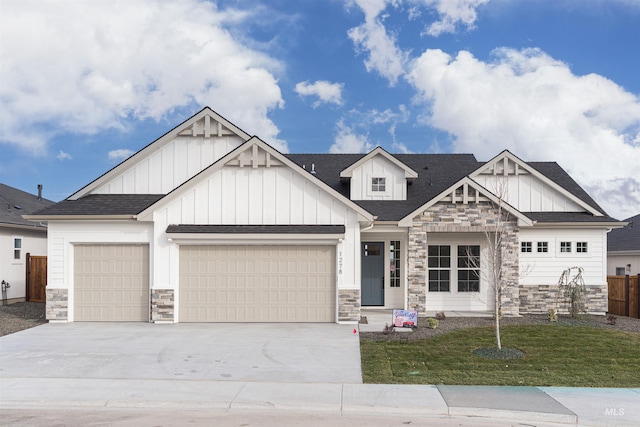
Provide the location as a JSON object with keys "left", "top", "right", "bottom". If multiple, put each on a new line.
{"left": 371, "top": 177, "right": 386, "bottom": 192}
{"left": 577, "top": 242, "right": 588, "bottom": 253}
{"left": 521, "top": 242, "right": 532, "bottom": 253}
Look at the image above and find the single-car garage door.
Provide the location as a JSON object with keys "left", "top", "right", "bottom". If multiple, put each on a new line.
{"left": 179, "top": 245, "right": 335, "bottom": 322}
{"left": 74, "top": 244, "right": 149, "bottom": 321}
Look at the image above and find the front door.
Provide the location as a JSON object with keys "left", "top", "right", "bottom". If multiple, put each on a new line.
{"left": 362, "top": 242, "right": 384, "bottom": 306}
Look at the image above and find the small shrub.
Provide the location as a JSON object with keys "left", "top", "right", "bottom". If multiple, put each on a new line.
{"left": 435, "top": 311, "right": 446, "bottom": 321}
{"left": 383, "top": 323, "right": 393, "bottom": 335}
{"left": 427, "top": 318, "right": 439, "bottom": 329}
{"left": 607, "top": 314, "right": 617, "bottom": 325}
{"left": 548, "top": 308, "right": 558, "bottom": 322}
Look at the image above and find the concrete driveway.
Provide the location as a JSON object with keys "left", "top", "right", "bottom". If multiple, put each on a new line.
{"left": 0, "top": 322, "right": 362, "bottom": 383}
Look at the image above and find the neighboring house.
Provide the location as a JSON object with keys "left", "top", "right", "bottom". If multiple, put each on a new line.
{"left": 607, "top": 214, "right": 639, "bottom": 276}
{"left": 26, "top": 108, "right": 623, "bottom": 323}
{"left": 0, "top": 183, "right": 54, "bottom": 304}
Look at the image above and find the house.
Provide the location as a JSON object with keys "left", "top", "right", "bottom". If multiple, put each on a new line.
{"left": 26, "top": 107, "right": 624, "bottom": 323}
{"left": 1, "top": 183, "right": 54, "bottom": 304}
{"left": 607, "top": 214, "right": 639, "bottom": 276}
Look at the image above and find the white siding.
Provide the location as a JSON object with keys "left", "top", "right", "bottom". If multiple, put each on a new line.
{"left": 150, "top": 165, "right": 363, "bottom": 296}
{"left": 607, "top": 254, "right": 640, "bottom": 276}
{"left": 93, "top": 135, "right": 244, "bottom": 195}
{"left": 475, "top": 174, "right": 583, "bottom": 213}
{"left": 519, "top": 228, "right": 607, "bottom": 287}
{"left": 350, "top": 155, "right": 407, "bottom": 200}
{"left": 0, "top": 229, "right": 48, "bottom": 301}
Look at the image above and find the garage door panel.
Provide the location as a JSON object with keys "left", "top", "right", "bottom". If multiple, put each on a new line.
{"left": 179, "top": 245, "right": 335, "bottom": 322}
{"left": 74, "top": 245, "right": 149, "bottom": 322}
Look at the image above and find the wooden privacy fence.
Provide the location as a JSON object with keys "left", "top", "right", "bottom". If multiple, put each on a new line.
{"left": 26, "top": 254, "right": 47, "bottom": 303}
{"left": 607, "top": 275, "right": 639, "bottom": 319}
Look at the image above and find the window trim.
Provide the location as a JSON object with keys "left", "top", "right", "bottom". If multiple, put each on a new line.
{"left": 428, "top": 245, "right": 451, "bottom": 292}
{"left": 576, "top": 241, "right": 588, "bottom": 253}
{"left": 560, "top": 241, "right": 572, "bottom": 253}
{"left": 537, "top": 241, "right": 549, "bottom": 253}
{"left": 366, "top": 173, "right": 391, "bottom": 197}
{"left": 13, "top": 236, "right": 23, "bottom": 262}
{"left": 521, "top": 241, "right": 532, "bottom": 253}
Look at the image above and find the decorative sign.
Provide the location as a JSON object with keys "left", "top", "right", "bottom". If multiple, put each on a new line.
{"left": 393, "top": 309, "right": 418, "bottom": 329}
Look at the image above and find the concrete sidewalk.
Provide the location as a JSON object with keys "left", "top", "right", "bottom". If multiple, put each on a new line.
{"left": 1, "top": 377, "right": 638, "bottom": 426}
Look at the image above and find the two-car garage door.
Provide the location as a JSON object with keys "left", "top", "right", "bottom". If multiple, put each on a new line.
{"left": 179, "top": 245, "right": 336, "bottom": 322}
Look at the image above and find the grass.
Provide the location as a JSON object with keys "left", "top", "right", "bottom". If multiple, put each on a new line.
{"left": 360, "top": 325, "right": 640, "bottom": 387}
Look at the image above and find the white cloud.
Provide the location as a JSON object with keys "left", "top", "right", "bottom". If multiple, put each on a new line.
{"left": 406, "top": 47, "right": 640, "bottom": 219}
{"left": 416, "top": 0, "right": 489, "bottom": 36}
{"left": 108, "top": 149, "right": 135, "bottom": 162}
{"left": 57, "top": 151, "right": 72, "bottom": 161}
{"left": 295, "top": 81, "right": 344, "bottom": 107}
{"left": 347, "top": 0, "right": 408, "bottom": 85}
{"left": 329, "top": 119, "right": 373, "bottom": 153}
{"left": 0, "top": 0, "right": 286, "bottom": 154}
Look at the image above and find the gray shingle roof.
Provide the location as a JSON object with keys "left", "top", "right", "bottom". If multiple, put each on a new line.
{"left": 30, "top": 152, "right": 613, "bottom": 225}
{"left": 31, "top": 194, "right": 164, "bottom": 216}
{"left": 286, "top": 153, "right": 480, "bottom": 221}
{"left": 166, "top": 225, "right": 345, "bottom": 234}
{"left": 608, "top": 214, "right": 640, "bottom": 252}
{"left": 0, "top": 183, "right": 55, "bottom": 229}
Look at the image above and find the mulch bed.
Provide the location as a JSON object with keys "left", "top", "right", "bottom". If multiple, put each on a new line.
{"left": 360, "top": 314, "right": 640, "bottom": 342}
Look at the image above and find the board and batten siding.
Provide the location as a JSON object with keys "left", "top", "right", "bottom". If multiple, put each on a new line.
{"left": 349, "top": 155, "right": 407, "bottom": 201}
{"left": 93, "top": 135, "right": 244, "bottom": 195}
{"left": 474, "top": 175, "right": 583, "bottom": 213}
{"left": 518, "top": 228, "right": 607, "bottom": 287}
{"left": 149, "top": 164, "right": 363, "bottom": 294}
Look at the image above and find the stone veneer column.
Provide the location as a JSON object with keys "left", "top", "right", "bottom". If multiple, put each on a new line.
{"left": 151, "top": 289, "right": 175, "bottom": 322}
{"left": 46, "top": 288, "right": 68, "bottom": 321}
{"left": 338, "top": 289, "right": 360, "bottom": 322}
{"left": 408, "top": 223, "right": 427, "bottom": 314}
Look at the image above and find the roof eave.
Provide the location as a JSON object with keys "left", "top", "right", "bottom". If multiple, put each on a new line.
{"left": 22, "top": 215, "right": 138, "bottom": 221}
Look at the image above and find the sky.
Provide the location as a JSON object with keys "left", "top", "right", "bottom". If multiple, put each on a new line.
{"left": 1, "top": 0, "right": 639, "bottom": 220}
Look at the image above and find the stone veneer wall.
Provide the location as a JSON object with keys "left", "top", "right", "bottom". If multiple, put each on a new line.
{"left": 338, "top": 289, "right": 360, "bottom": 322}
{"left": 408, "top": 202, "right": 520, "bottom": 316}
{"left": 519, "top": 283, "right": 608, "bottom": 315}
{"left": 46, "top": 288, "right": 68, "bottom": 321}
{"left": 151, "top": 289, "right": 175, "bottom": 322}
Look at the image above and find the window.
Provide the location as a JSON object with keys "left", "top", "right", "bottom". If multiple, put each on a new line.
{"left": 577, "top": 242, "right": 588, "bottom": 253}
{"left": 390, "top": 241, "right": 400, "bottom": 287}
{"left": 521, "top": 242, "right": 532, "bottom": 253}
{"left": 428, "top": 245, "right": 450, "bottom": 292}
{"left": 615, "top": 267, "right": 625, "bottom": 276}
{"left": 14, "top": 238, "right": 22, "bottom": 260}
{"left": 458, "top": 245, "right": 480, "bottom": 292}
{"left": 537, "top": 242, "right": 548, "bottom": 253}
{"left": 371, "top": 177, "right": 386, "bottom": 192}
{"left": 560, "top": 241, "right": 571, "bottom": 253}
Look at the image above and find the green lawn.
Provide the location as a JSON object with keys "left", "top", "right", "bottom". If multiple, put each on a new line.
{"left": 360, "top": 325, "right": 640, "bottom": 387}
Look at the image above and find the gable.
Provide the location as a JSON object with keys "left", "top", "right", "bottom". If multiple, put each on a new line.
{"left": 398, "top": 177, "right": 533, "bottom": 227}
{"left": 137, "top": 137, "right": 374, "bottom": 224}
{"left": 470, "top": 151, "right": 603, "bottom": 216}
{"left": 339, "top": 147, "right": 418, "bottom": 201}
{"left": 69, "top": 108, "right": 250, "bottom": 199}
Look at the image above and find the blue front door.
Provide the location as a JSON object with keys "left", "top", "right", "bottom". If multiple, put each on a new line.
{"left": 362, "top": 242, "right": 384, "bottom": 306}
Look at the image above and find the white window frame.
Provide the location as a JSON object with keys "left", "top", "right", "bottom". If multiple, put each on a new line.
{"left": 537, "top": 241, "right": 549, "bottom": 253}
{"left": 576, "top": 241, "right": 588, "bottom": 253}
{"left": 366, "top": 173, "right": 391, "bottom": 197}
{"left": 560, "top": 241, "right": 572, "bottom": 253}
{"left": 13, "top": 236, "right": 23, "bottom": 262}
{"left": 521, "top": 241, "right": 532, "bottom": 253}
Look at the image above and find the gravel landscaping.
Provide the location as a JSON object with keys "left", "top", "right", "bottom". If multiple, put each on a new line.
{"left": 360, "top": 313, "right": 640, "bottom": 342}
{"left": 0, "top": 302, "right": 47, "bottom": 337}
